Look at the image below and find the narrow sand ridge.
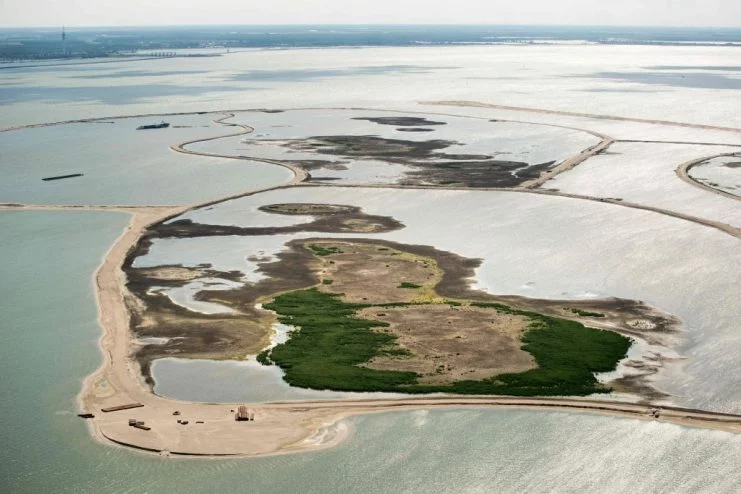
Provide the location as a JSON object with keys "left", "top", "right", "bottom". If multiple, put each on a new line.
{"left": 424, "top": 100, "right": 741, "bottom": 134}
{"left": 177, "top": 111, "right": 739, "bottom": 239}
{"left": 310, "top": 182, "right": 741, "bottom": 239}
{"left": 0, "top": 204, "right": 171, "bottom": 211}
{"left": 519, "top": 134, "right": 614, "bottom": 189}
{"left": 676, "top": 153, "right": 741, "bottom": 203}
{"left": 3, "top": 106, "right": 741, "bottom": 458}
{"left": 170, "top": 112, "right": 309, "bottom": 183}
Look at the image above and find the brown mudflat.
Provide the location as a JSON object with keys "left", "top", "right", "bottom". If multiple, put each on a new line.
{"left": 138, "top": 204, "right": 404, "bottom": 240}
{"left": 126, "top": 230, "right": 680, "bottom": 397}
{"left": 245, "top": 134, "right": 553, "bottom": 187}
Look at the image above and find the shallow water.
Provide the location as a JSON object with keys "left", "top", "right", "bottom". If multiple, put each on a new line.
{"left": 134, "top": 233, "right": 295, "bottom": 282}
{"left": 0, "top": 114, "right": 293, "bottom": 205}
{"left": 185, "top": 109, "right": 599, "bottom": 185}
{"left": 689, "top": 155, "right": 741, "bottom": 197}
{"left": 548, "top": 142, "right": 741, "bottom": 227}
{"left": 152, "top": 357, "right": 408, "bottom": 402}
{"left": 150, "top": 277, "right": 242, "bottom": 314}
{"left": 140, "top": 186, "right": 741, "bottom": 411}
{"left": 4, "top": 45, "right": 741, "bottom": 130}
{"left": 4, "top": 211, "right": 739, "bottom": 494}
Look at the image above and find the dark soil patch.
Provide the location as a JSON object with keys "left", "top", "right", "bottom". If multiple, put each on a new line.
{"left": 262, "top": 135, "right": 559, "bottom": 188}
{"left": 143, "top": 207, "right": 404, "bottom": 239}
{"left": 259, "top": 203, "right": 360, "bottom": 215}
{"left": 352, "top": 116, "right": 447, "bottom": 127}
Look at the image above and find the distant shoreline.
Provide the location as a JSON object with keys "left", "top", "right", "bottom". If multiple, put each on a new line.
{"left": 3, "top": 25, "right": 741, "bottom": 66}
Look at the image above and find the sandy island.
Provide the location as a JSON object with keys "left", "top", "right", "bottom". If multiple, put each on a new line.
{"left": 78, "top": 203, "right": 741, "bottom": 457}
{"left": 3, "top": 109, "right": 741, "bottom": 458}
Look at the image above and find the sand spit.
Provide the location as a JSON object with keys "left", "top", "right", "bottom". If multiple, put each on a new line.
{"left": 519, "top": 135, "right": 614, "bottom": 188}
{"left": 171, "top": 112, "right": 310, "bottom": 183}
{"left": 3, "top": 105, "right": 740, "bottom": 458}
{"left": 92, "top": 395, "right": 741, "bottom": 458}
{"left": 0, "top": 204, "right": 171, "bottom": 212}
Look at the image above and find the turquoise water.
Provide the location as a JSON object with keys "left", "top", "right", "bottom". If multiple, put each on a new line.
{"left": 2, "top": 211, "right": 741, "bottom": 493}
{"left": 0, "top": 211, "right": 130, "bottom": 491}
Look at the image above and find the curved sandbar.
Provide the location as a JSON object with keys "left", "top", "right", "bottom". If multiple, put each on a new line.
{"left": 425, "top": 100, "right": 741, "bottom": 135}
{"left": 313, "top": 182, "right": 741, "bottom": 240}
{"left": 177, "top": 111, "right": 740, "bottom": 239}
{"left": 95, "top": 396, "right": 741, "bottom": 458}
{"left": 4, "top": 107, "right": 736, "bottom": 238}
{"left": 676, "top": 153, "right": 741, "bottom": 202}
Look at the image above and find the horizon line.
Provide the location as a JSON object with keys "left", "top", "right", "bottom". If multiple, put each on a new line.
{"left": 2, "top": 22, "right": 741, "bottom": 30}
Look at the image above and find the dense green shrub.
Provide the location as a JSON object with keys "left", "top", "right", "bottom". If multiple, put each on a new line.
{"left": 261, "top": 289, "right": 631, "bottom": 396}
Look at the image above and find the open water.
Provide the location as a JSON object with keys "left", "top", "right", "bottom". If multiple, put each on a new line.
{"left": 2, "top": 36, "right": 741, "bottom": 492}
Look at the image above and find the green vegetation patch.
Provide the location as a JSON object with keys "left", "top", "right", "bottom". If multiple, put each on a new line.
{"left": 263, "top": 289, "right": 417, "bottom": 391}
{"left": 256, "top": 350, "right": 272, "bottom": 366}
{"left": 566, "top": 307, "right": 606, "bottom": 318}
{"left": 398, "top": 281, "right": 422, "bottom": 289}
{"left": 308, "top": 244, "right": 343, "bottom": 256}
{"left": 261, "top": 290, "right": 631, "bottom": 396}
{"left": 322, "top": 279, "right": 334, "bottom": 285}
{"left": 259, "top": 203, "right": 358, "bottom": 215}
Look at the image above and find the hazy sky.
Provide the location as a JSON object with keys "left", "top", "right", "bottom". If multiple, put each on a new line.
{"left": 1, "top": 0, "right": 740, "bottom": 27}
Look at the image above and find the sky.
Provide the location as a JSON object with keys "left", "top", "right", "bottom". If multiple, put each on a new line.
{"left": 1, "top": 0, "right": 740, "bottom": 27}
